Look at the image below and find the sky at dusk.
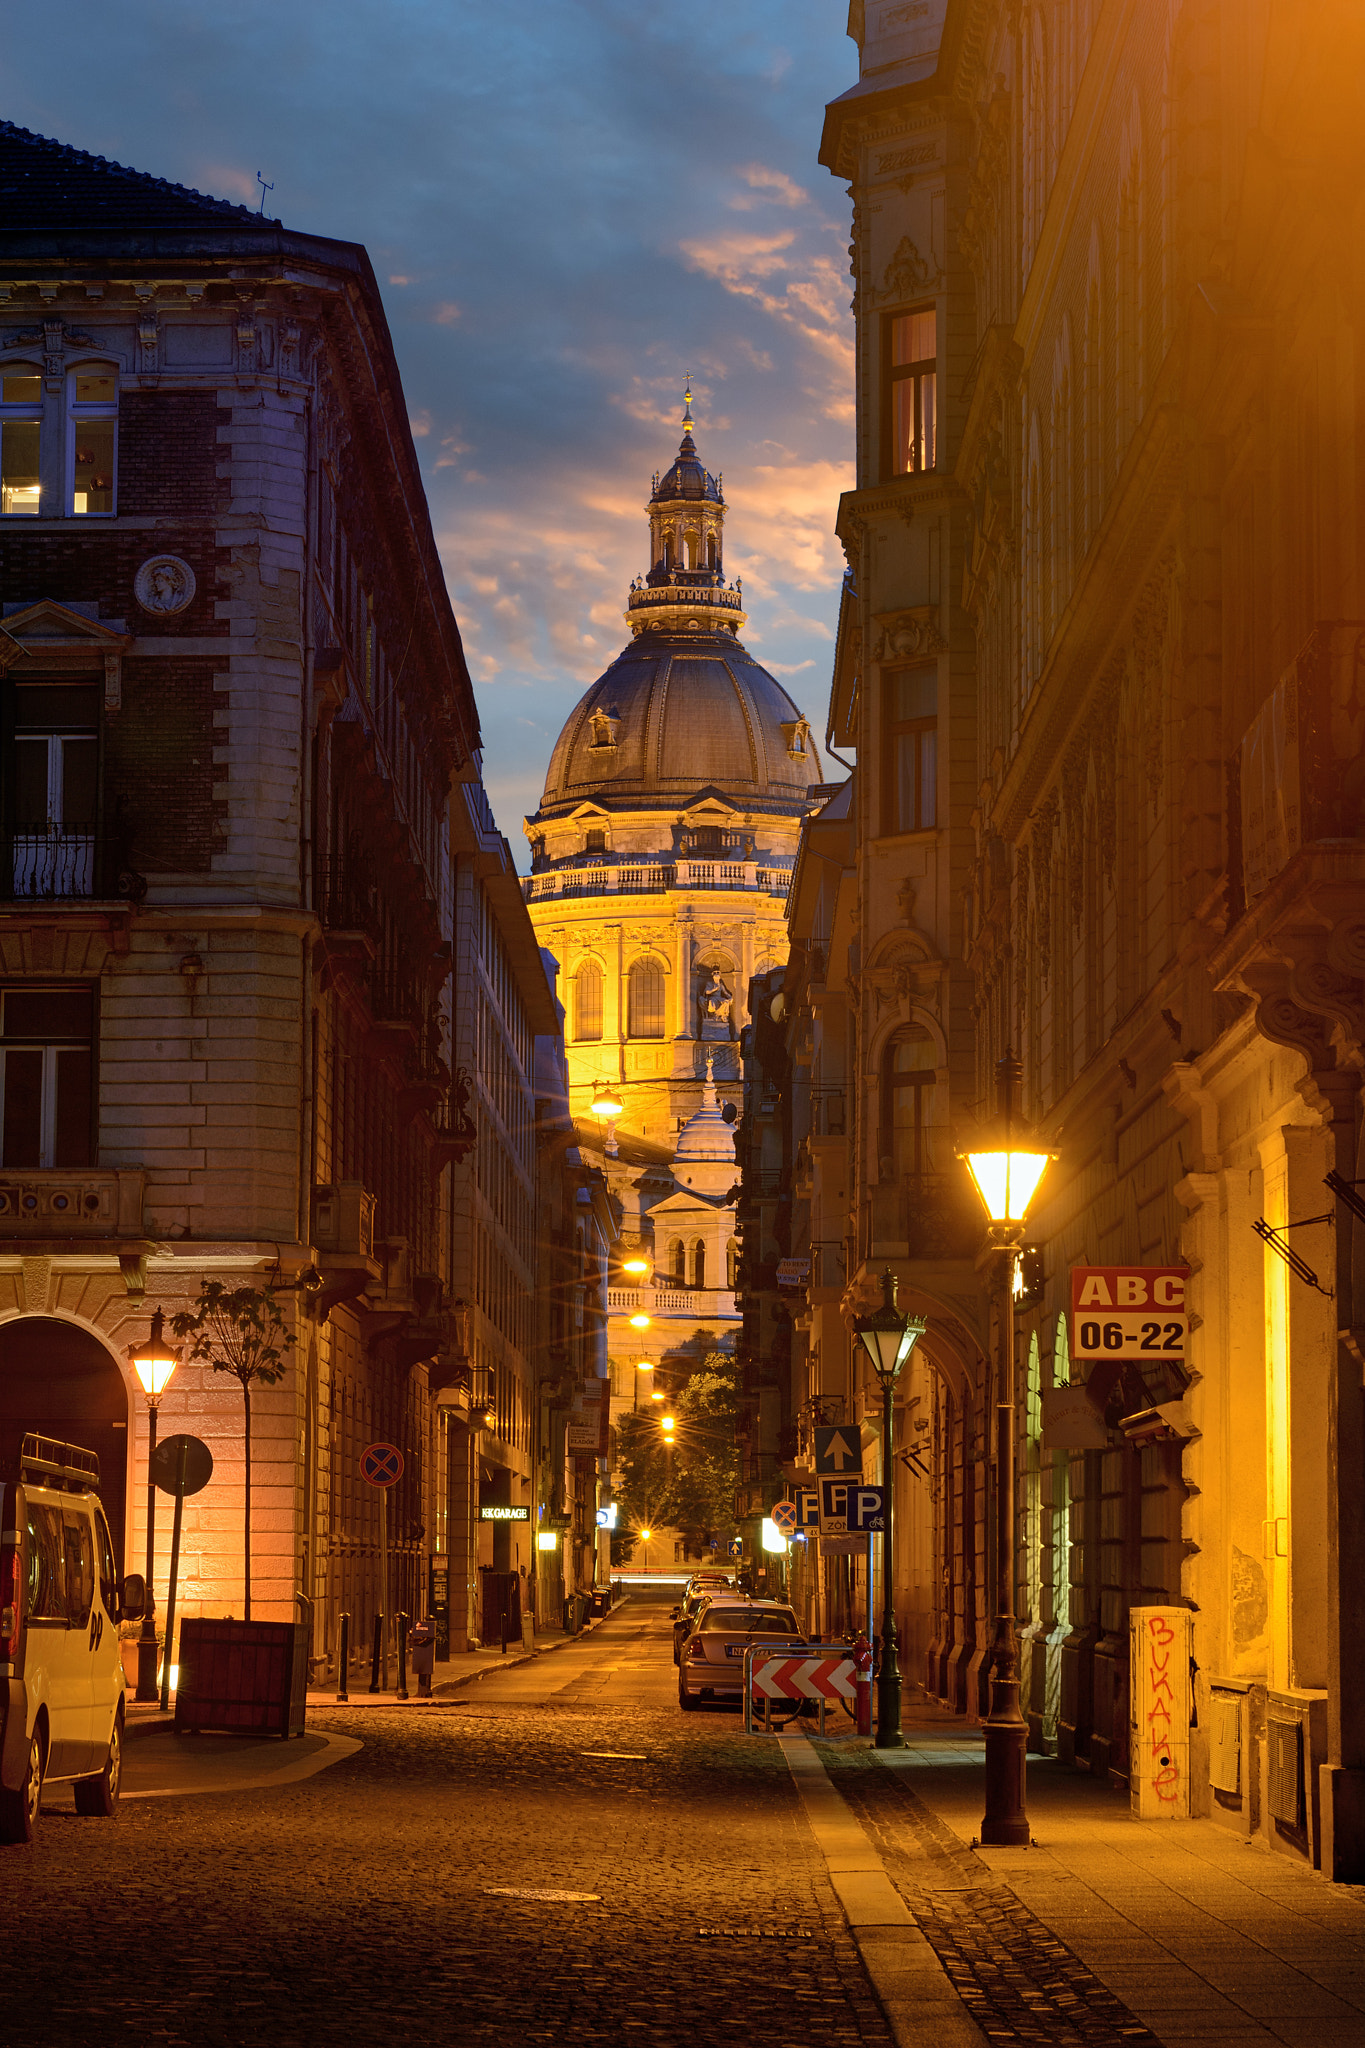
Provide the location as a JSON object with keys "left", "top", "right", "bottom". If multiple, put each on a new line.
{"left": 5, "top": 1, "right": 857, "bottom": 857}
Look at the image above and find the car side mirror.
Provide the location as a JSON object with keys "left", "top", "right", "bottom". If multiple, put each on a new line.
{"left": 119, "top": 1573, "right": 147, "bottom": 1621}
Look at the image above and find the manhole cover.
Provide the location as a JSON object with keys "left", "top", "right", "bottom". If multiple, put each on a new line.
{"left": 484, "top": 1887, "right": 602, "bottom": 1903}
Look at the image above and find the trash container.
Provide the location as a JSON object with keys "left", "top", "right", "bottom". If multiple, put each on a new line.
{"left": 589, "top": 1589, "right": 609, "bottom": 1619}
{"left": 408, "top": 1617, "right": 436, "bottom": 1698}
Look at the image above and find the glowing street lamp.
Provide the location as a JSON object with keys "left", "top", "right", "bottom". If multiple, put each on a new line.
{"left": 590, "top": 1080, "right": 624, "bottom": 1120}
{"left": 629, "top": 1309, "right": 651, "bottom": 1330}
{"left": 126, "top": 1308, "right": 179, "bottom": 1703}
{"left": 956, "top": 1048, "right": 1056, "bottom": 1847}
{"left": 853, "top": 1273, "right": 927, "bottom": 1749}
{"left": 660, "top": 1413, "right": 676, "bottom": 1439}
{"left": 622, "top": 1252, "right": 651, "bottom": 1279}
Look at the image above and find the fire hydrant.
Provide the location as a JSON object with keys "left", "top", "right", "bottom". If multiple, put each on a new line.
{"left": 853, "top": 1632, "right": 873, "bottom": 1737}
{"left": 409, "top": 1617, "right": 436, "bottom": 1698}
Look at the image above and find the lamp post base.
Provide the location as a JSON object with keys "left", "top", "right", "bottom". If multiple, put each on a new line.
{"left": 980, "top": 1714, "right": 1029, "bottom": 1845}
{"left": 133, "top": 1619, "right": 160, "bottom": 1704}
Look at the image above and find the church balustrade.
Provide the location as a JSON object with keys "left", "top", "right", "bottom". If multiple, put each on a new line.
{"left": 522, "top": 858, "right": 792, "bottom": 902}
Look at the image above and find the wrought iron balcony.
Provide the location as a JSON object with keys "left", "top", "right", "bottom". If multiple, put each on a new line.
{"left": 1, "top": 812, "right": 145, "bottom": 905}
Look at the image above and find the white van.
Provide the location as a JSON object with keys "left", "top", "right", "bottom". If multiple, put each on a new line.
{"left": 0, "top": 1432, "right": 146, "bottom": 1844}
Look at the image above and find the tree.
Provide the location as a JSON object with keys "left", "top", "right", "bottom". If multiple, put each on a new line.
{"left": 668, "top": 1352, "right": 741, "bottom": 1554}
{"left": 171, "top": 1282, "right": 292, "bottom": 1619}
{"left": 612, "top": 1408, "right": 672, "bottom": 1564}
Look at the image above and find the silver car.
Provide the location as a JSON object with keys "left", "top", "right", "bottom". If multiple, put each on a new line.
{"left": 677, "top": 1599, "right": 806, "bottom": 1709}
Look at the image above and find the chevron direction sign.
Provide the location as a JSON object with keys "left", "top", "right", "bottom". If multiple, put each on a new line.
{"left": 749, "top": 1653, "right": 859, "bottom": 1703}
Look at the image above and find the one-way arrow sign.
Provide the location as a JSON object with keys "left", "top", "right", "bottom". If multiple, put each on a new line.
{"left": 813, "top": 1426, "right": 862, "bottom": 1475}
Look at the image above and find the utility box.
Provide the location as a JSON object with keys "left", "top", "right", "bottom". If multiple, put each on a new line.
{"left": 1129, "top": 1606, "right": 1193, "bottom": 1820}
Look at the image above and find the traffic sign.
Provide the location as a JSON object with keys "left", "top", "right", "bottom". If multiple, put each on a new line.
{"left": 1071, "top": 1267, "right": 1188, "bottom": 1363}
{"left": 750, "top": 1652, "right": 858, "bottom": 1703}
{"left": 771, "top": 1499, "right": 799, "bottom": 1536}
{"left": 794, "top": 1489, "right": 820, "bottom": 1531}
{"left": 151, "top": 1433, "right": 213, "bottom": 1499}
{"left": 813, "top": 1425, "right": 862, "bottom": 1475}
{"left": 818, "top": 1479, "right": 886, "bottom": 1534}
{"left": 361, "top": 1441, "right": 404, "bottom": 1487}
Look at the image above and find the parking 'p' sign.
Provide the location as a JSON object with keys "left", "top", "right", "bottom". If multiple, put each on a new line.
{"left": 361, "top": 1441, "right": 404, "bottom": 1488}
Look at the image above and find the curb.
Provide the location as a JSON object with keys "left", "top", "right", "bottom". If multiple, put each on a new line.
{"left": 305, "top": 1596, "right": 633, "bottom": 1709}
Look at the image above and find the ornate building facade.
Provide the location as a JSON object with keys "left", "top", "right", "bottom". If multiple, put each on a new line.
{"left": 523, "top": 397, "right": 820, "bottom": 1143}
{"left": 785, "top": 0, "right": 1365, "bottom": 1882}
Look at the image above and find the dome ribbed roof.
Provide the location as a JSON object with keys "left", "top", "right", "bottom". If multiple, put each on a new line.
{"left": 652, "top": 431, "right": 720, "bottom": 504}
{"left": 534, "top": 628, "right": 817, "bottom": 815}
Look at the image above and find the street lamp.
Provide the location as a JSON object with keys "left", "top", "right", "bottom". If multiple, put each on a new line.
{"left": 957, "top": 1047, "right": 1056, "bottom": 1846}
{"left": 590, "top": 1078, "right": 623, "bottom": 1159}
{"left": 853, "top": 1271, "right": 927, "bottom": 1749}
{"left": 126, "top": 1307, "right": 179, "bottom": 1703}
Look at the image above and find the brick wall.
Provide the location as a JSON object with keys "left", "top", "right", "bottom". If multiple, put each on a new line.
{"left": 118, "top": 391, "right": 226, "bottom": 522}
{"left": 105, "top": 657, "right": 223, "bottom": 874}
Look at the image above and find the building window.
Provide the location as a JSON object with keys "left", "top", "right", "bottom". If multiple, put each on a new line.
{"left": 627, "top": 957, "right": 665, "bottom": 1038}
{"left": 574, "top": 960, "right": 603, "bottom": 1041}
{"left": 9, "top": 685, "right": 100, "bottom": 899}
{"left": 726, "top": 1238, "right": 738, "bottom": 1289}
{"left": 1, "top": 366, "right": 41, "bottom": 516}
{"left": 881, "top": 1025, "right": 939, "bottom": 1181}
{"left": 67, "top": 365, "right": 117, "bottom": 516}
{"left": 883, "top": 668, "right": 937, "bottom": 833}
{"left": 887, "top": 307, "right": 936, "bottom": 475}
{"left": 585, "top": 828, "right": 607, "bottom": 855}
{"left": 0, "top": 985, "right": 95, "bottom": 1168}
{"left": 670, "top": 1238, "right": 685, "bottom": 1286}
{"left": 693, "top": 1240, "right": 706, "bottom": 1290}
{"left": 689, "top": 826, "right": 722, "bottom": 852}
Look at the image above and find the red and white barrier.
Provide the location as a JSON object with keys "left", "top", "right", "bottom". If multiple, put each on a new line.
{"left": 750, "top": 1652, "right": 859, "bottom": 1702}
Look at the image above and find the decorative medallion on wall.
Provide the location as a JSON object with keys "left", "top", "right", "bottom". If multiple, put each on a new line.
{"left": 134, "top": 555, "right": 196, "bottom": 617}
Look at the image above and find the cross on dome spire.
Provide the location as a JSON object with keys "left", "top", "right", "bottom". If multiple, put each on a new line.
{"left": 682, "top": 377, "right": 695, "bottom": 434}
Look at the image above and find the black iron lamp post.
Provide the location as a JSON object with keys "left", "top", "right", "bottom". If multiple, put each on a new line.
{"left": 853, "top": 1271, "right": 927, "bottom": 1750}
{"left": 957, "top": 1049, "right": 1056, "bottom": 1846}
{"left": 126, "top": 1308, "right": 180, "bottom": 1703}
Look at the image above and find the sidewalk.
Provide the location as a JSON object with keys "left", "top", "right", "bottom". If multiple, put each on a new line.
{"left": 303, "top": 1602, "right": 626, "bottom": 1710}
{"left": 800, "top": 1714, "right": 1365, "bottom": 2048}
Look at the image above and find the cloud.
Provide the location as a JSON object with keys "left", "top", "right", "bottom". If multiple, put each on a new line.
{"left": 732, "top": 163, "right": 810, "bottom": 209}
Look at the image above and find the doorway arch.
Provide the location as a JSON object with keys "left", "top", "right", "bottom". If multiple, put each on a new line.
{"left": 0, "top": 1317, "right": 130, "bottom": 1569}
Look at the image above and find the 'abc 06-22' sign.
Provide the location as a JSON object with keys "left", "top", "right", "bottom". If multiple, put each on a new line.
{"left": 1070, "top": 1267, "right": 1187, "bottom": 1364}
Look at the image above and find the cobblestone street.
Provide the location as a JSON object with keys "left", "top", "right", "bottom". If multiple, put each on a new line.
{"left": 2, "top": 1601, "right": 889, "bottom": 2048}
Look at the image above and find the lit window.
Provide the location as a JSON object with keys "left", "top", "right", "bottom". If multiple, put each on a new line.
{"left": 68, "top": 365, "right": 117, "bottom": 516}
{"left": 0, "top": 985, "right": 95, "bottom": 1168}
{"left": 884, "top": 668, "right": 937, "bottom": 833}
{"left": 1, "top": 367, "right": 42, "bottom": 516}
{"left": 628, "top": 957, "right": 665, "bottom": 1039}
{"left": 574, "top": 961, "right": 603, "bottom": 1042}
{"left": 887, "top": 307, "right": 936, "bottom": 475}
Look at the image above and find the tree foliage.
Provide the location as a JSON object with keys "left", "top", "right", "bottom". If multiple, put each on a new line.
{"left": 170, "top": 1281, "right": 292, "bottom": 1388}
{"left": 610, "top": 1350, "right": 741, "bottom": 1562}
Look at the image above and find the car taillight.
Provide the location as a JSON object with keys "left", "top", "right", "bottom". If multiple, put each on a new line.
{"left": 0, "top": 1547, "right": 20, "bottom": 1657}
{"left": 686, "top": 1638, "right": 707, "bottom": 1659}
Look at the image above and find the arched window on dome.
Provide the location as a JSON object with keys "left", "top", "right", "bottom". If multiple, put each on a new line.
{"left": 686, "top": 531, "right": 698, "bottom": 570}
{"left": 726, "top": 1237, "right": 738, "bottom": 1289}
{"left": 693, "top": 1240, "right": 706, "bottom": 1290}
{"left": 707, "top": 533, "right": 717, "bottom": 571}
{"left": 574, "top": 960, "right": 603, "bottom": 1042}
{"left": 670, "top": 1238, "right": 686, "bottom": 1286}
{"left": 627, "top": 956, "right": 665, "bottom": 1039}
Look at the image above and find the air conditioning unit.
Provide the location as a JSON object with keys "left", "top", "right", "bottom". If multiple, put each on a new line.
{"left": 310, "top": 1183, "right": 376, "bottom": 1260}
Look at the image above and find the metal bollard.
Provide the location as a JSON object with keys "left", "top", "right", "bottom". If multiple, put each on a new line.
{"left": 396, "top": 1611, "right": 409, "bottom": 1700}
{"left": 500, "top": 1603, "right": 508, "bottom": 1656}
{"left": 337, "top": 1612, "right": 350, "bottom": 1703}
{"left": 369, "top": 1611, "right": 383, "bottom": 1694}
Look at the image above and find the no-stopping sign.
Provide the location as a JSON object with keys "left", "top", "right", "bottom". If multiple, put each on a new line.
{"left": 361, "top": 1441, "right": 404, "bottom": 1487}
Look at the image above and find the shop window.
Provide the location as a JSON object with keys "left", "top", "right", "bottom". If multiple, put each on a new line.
{"left": 1, "top": 366, "right": 41, "bottom": 516}
{"left": 886, "top": 307, "right": 936, "bottom": 476}
{"left": 574, "top": 960, "right": 603, "bottom": 1042}
{"left": 627, "top": 956, "right": 665, "bottom": 1038}
{"left": 0, "top": 984, "right": 95, "bottom": 1169}
{"left": 883, "top": 668, "right": 937, "bottom": 833}
{"left": 68, "top": 364, "right": 117, "bottom": 516}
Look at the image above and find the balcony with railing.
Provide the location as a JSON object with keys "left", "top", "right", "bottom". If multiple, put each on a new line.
{"left": 523, "top": 856, "right": 792, "bottom": 905}
{"left": 2, "top": 814, "right": 145, "bottom": 906}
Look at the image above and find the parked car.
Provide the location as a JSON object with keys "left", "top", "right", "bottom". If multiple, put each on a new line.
{"left": 670, "top": 1588, "right": 719, "bottom": 1665}
{"left": 677, "top": 1599, "right": 806, "bottom": 1709}
{"left": 0, "top": 1432, "right": 146, "bottom": 1844}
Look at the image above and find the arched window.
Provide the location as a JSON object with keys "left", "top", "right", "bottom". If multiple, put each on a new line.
{"left": 693, "top": 1240, "right": 706, "bottom": 1290}
{"left": 707, "top": 533, "right": 717, "bottom": 571}
{"left": 1, "top": 364, "right": 42, "bottom": 516}
{"left": 686, "top": 531, "right": 698, "bottom": 570}
{"left": 670, "top": 1239, "right": 686, "bottom": 1286}
{"left": 68, "top": 363, "right": 118, "bottom": 516}
{"left": 628, "top": 956, "right": 665, "bottom": 1038}
{"left": 881, "top": 1025, "right": 939, "bottom": 1181}
{"left": 725, "top": 1238, "right": 738, "bottom": 1289}
{"left": 574, "top": 960, "right": 603, "bottom": 1041}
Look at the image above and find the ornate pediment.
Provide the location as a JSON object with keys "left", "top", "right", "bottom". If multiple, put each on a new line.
{"left": 0, "top": 600, "right": 132, "bottom": 708}
{"left": 871, "top": 605, "right": 946, "bottom": 665}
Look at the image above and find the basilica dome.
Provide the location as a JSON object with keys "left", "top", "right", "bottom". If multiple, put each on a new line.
{"left": 536, "top": 631, "right": 818, "bottom": 816}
